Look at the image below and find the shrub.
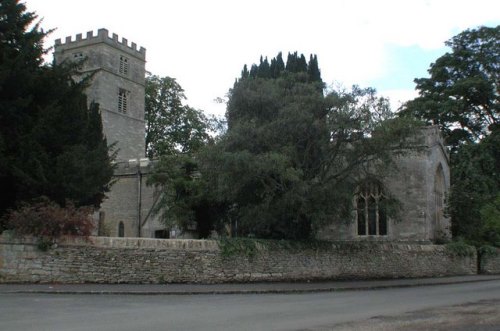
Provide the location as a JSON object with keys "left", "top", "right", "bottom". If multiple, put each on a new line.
{"left": 5, "top": 197, "right": 95, "bottom": 247}
{"left": 445, "top": 238, "right": 476, "bottom": 257}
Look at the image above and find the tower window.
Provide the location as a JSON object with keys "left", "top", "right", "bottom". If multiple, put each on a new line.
{"left": 73, "top": 52, "right": 84, "bottom": 70}
{"left": 119, "top": 55, "right": 129, "bottom": 75}
{"left": 356, "top": 181, "right": 387, "bottom": 236}
{"left": 118, "top": 88, "right": 129, "bottom": 113}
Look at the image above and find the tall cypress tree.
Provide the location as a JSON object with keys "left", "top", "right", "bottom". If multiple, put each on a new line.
{"left": 307, "top": 54, "right": 321, "bottom": 82}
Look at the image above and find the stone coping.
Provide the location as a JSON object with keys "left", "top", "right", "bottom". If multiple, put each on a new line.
{"left": 0, "top": 233, "right": 450, "bottom": 252}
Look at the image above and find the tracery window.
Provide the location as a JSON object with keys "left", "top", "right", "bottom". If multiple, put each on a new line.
{"left": 356, "top": 181, "right": 387, "bottom": 236}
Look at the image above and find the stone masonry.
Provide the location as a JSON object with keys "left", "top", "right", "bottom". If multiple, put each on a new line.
{"left": 54, "top": 29, "right": 146, "bottom": 162}
{"left": 0, "top": 235, "right": 478, "bottom": 284}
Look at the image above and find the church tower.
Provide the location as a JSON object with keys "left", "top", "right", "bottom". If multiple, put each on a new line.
{"left": 54, "top": 28, "right": 146, "bottom": 161}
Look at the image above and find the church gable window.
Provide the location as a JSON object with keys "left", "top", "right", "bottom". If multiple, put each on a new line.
{"left": 356, "top": 181, "right": 387, "bottom": 236}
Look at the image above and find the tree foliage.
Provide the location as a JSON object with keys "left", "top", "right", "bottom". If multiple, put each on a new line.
{"left": 448, "top": 126, "right": 500, "bottom": 246}
{"left": 152, "top": 52, "right": 415, "bottom": 240}
{"left": 0, "top": 0, "right": 114, "bottom": 227}
{"left": 401, "top": 26, "right": 499, "bottom": 150}
{"left": 401, "top": 25, "right": 500, "bottom": 247}
{"left": 145, "top": 74, "right": 213, "bottom": 158}
{"left": 145, "top": 75, "right": 222, "bottom": 237}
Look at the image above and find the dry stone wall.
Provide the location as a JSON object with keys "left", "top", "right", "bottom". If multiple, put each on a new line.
{"left": 480, "top": 248, "right": 500, "bottom": 274}
{"left": 0, "top": 235, "right": 478, "bottom": 284}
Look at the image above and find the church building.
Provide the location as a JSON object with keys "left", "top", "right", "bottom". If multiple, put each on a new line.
{"left": 54, "top": 29, "right": 451, "bottom": 243}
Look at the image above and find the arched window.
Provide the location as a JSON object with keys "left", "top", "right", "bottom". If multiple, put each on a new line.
{"left": 118, "top": 221, "right": 125, "bottom": 237}
{"left": 356, "top": 181, "right": 387, "bottom": 236}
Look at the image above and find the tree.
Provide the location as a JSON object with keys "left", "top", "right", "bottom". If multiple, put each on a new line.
{"left": 0, "top": 1, "right": 114, "bottom": 228}
{"left": 145, "top": 74, "right": 221, "bottom": 237}
{"left": 401, "top": 26, "right": 499, "bottom": 150}
{"left": 145, "top": 74, "right": 213, "bottom": 158}
{"left": 401, "top": 26, "right": 500, "bottom": 247}
{"left": 448, "top": 125, "right": 499, "bottom": 246}
{"left": 188, "top": 53, "right": 414, "bottom": 240}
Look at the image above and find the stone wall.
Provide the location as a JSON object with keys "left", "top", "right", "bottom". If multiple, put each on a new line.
{"left": 0, "top": 236, "right": 478, "bottom": 284}
{"left": 480, "top": 248, "right": 500, "bottom": 274}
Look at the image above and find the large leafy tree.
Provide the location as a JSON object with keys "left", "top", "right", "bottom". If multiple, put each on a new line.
{"left": 448, "top": 124, "right": 500, "bottom": 246}
{"left": 0, "top": 0, "right": 114, "bottom": 227}
{"left": 401, "top": 26, "right": 499, "bottom": 150}
{"left": 145, "top": 74, "right": 213, "bottom": 158}
{"left": 155, "top": 53, "right": 413, "bottom": 240}
{"left": 145, "top": 74, "right": 220, "bottom": 237}
{"left": 401, "top": 26, "right": 500, "bottom": 246}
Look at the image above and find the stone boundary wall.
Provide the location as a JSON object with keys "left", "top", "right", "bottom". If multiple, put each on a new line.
{"left": 480, "top": 248, "right": 500, "bottom": 274}
{"left": 0, "top": 236, "right": 477, "bottom": 284}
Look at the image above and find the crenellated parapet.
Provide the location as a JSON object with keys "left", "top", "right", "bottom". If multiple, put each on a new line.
{"left": 55, "top": 28, "right": 146, "bottom": 60}
{"left": 113, "top": 158, "right": 156, "bottom": 176}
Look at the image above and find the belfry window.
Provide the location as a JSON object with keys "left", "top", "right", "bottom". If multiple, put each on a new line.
{"left": 119, "top": 55, "right": 129, "bottom": 75}
{"left": 118, "top": 88, "right": 129, "bottom": 113}
{"left": 73, "top": 52, "right": 84, "bottom": 70}
{"left": 356, "top": 181, "right": 387, "bottom": 236}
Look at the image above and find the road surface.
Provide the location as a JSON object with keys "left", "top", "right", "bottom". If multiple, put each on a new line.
{"left": 1, "top": 280, "right": 499, "bottom": 330}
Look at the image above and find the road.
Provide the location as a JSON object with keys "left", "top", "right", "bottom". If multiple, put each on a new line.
{"left": 1, "top": 280, "right": 499, "bottom": 331}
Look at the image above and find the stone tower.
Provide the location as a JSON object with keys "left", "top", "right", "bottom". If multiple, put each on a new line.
{"left": 54, "top": 28, "right": 146, "bottom": 161}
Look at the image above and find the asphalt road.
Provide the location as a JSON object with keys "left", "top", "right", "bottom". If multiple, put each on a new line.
{"left": 1, "top": 280, "right": 500, "bottom": 331}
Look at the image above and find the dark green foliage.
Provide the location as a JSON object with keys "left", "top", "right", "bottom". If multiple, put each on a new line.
{"left": 145, "top": 74, "right": 214, "bottom": 158}
{"left": 239, "top": 51, "right": 323, "bottom": 87}
{"left": 150, "top": 53, "right": 415, "bottom": 240}
{"left": 198, "top": 53, "right": 414, "bottom": 240}
{"left": 0, "top": 1, "right": 114, "bottom": 228}
{"left": 145, "top": 75, "right": 223, "bottom": 237}
{"left": 449, "top": 126, "right": 500, "bottom": 246}
{"left": 401, "top": 26, "right": 499, "bottom": 247}
{"left": 445, "top": 238, "right": 476, "bottom": 257}
{"left": 401, "top": 25, "right": 499, "bottom": 150}
{"left": 269, "top": 52, "right": 285, "bottom": 78}
{"left": 148, "top": 154, "right": 228, "bottom": 238}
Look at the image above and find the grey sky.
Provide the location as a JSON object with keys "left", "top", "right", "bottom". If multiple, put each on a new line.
{"left": 28, "top": 0, "right": 500, "bottom": 115}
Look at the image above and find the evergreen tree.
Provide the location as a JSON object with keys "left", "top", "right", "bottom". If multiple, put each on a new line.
{"left": 199, "top": 55, "right": 413, "bottom": 240}
{"left": 0, "top": 1, "right": 114, "bottom": 226}
{"left": 257, "top": 56, "right": 270, "bottom": 78}
{"left": 270, "top": 52, "right": 285, "bottom": 78}
{"left": 241, "top": 64, "right": 249, "bottom": 79}
{"left": 307, "top": 54, "right": 321, "bottom": 82}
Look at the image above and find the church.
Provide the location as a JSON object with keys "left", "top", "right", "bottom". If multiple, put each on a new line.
{"left": 54, "top": 29, "right": 451, "bottom": 243}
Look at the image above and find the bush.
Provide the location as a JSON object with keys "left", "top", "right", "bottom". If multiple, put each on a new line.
{"left": 5, "top": 197, "right": 95, "bottom": 246}
{"left": 445, "top": 238, "right": 476, "bottom": 257}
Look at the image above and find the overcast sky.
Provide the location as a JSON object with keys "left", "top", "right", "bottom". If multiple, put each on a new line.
{"left": 28, "top": 0, "right": 499, "bottom": 116}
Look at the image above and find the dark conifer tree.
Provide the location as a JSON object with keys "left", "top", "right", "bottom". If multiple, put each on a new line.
{"left": 249, "top": 64, "right": 258, "bottom": 78}
{"left": 307, "top": 54, "right": 322, "bottom": 82}
{"left": 241, "top": 64, "right": 249, "bottom": 79}
{"left": 257, "top": 56, "right": 270, "bottom": 78}
{"left": 286, "top": 52, "right": 298, "bottom": 72}
{"left": 298, "top": 54, "right": 308, "bottom": 73}
{"left": 0, "top": 0, "right": 114, "bottom": 225}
